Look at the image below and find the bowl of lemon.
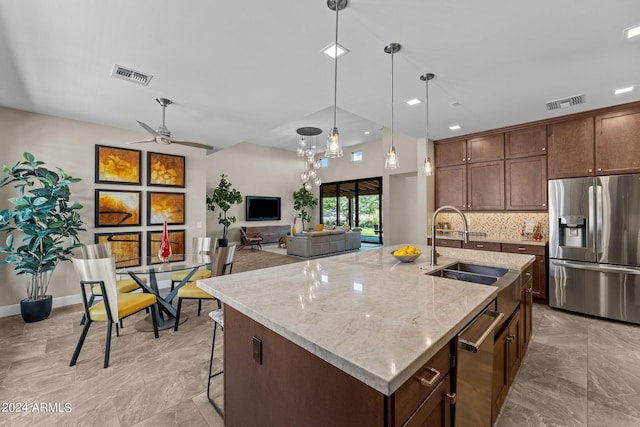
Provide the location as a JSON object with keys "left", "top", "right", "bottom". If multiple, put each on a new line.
{"left": 392, "top": 245, "right": 422, "bottom": 263}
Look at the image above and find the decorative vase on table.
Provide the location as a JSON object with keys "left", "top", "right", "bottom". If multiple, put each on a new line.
{"left": 158, "top": 220, "right": 172, "bottom": 262}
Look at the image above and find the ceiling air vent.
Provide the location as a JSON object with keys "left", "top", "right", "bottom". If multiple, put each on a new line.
{"left": 545, "top": 94, "right": 585, "bottom": 111}
{"left": 111, "top": 64, "right": 153, "bottom": 86}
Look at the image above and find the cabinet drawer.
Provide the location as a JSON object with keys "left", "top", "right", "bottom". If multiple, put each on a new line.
{"left": 462, "top": 241, "right": 501, "bottom": 252}
{"left": 434, "top": 239, "right": 462, "bottom": 248}
{"left": 501, "top": 243, "right": 545, "bottom": 256}
{"left": 394, "top": 343, "right": 451, "bottom": 426}
{"left": 402, "top": 373, "right": 451, "bottom": 427}
{"left": 521, "top": 263, "right": 534, "bottom": 289}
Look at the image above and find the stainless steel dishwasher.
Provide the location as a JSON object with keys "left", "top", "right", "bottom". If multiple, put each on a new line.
{"left": 455, "top": 302, "right": 504, "bottom": 426}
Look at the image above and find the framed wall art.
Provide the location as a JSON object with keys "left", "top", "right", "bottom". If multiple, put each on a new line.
{"left": 147, "top": 152, "right": 185, "bottom": 187}
{"left": 147, "top": 229, "right": 185, "bottom": 264}
{"left": 95, "top": 145, "right": 142, "bottom": 185}
{"left": 95, "top": 232, "right": 142, "bottom": 267}
{"left": 95, "top": 189, "right": 142, "bottom": 227}
{"left": 147, "top": 191, "right": 185, "bottom": 225}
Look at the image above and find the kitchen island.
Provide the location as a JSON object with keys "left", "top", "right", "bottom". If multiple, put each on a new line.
{"left": 198, "top": 244, "right": 534, "bottom": 426}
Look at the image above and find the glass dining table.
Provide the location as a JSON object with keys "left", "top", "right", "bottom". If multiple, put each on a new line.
{"left": 116, "top": 253, "right": 212, "bottom": 331}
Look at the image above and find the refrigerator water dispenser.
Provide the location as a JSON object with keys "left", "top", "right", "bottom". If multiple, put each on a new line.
{"left": 559, "top": 216, "right": 586, "bottom": 248}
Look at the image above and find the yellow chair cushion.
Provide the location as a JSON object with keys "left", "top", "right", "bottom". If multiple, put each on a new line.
{"left": 176, "top": 282, "right": 214, "bottom": 300}
{"left": 91, "top": 277, "right": 147, "bottom": 295}
{"left": 171, "top": 269, "right": 212, "bottom": 282}
{"left": 89, "top": 293, "right": 156, "bottom": 322}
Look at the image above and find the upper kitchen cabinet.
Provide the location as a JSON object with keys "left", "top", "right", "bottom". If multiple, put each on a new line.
{"left": 435, "top": 139, "right": 466, "bottom": 167}
{"left": 467, "top": 134, "right": 505, "bottom": 163}
{"left": 505, "top": 156, "right": 547, "bottom": 211}
{"left": 595, "top": 107, "right": 640, "bottom": 175}
{"left": 505, "top": 125, "right": 547, "bottom": 158}
{"left": 467, "top": 161, "right": 505, "bottom": 211}
{"left": 547, "top": 116, "right": 595, "bottom": 179}
{"left": 435, "top": 164, "right": 467, "bottom": 209}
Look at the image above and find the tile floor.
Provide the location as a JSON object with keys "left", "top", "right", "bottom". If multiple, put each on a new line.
{"left": 2, "top": 296, "right": 640, "bottom": 425}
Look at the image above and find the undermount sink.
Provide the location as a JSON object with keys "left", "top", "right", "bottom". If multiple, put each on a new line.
{"left": 426, "top": 262, "right": 508, "bottom": 285}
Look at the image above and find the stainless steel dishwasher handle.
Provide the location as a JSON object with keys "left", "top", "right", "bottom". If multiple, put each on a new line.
{"left": 459, "top": 311, "right": 505, "bottom": 353}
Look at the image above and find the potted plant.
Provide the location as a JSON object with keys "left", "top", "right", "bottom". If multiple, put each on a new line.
{"left": 206, "top": 174, "right": 242, "bottom": 247}
{"left": 0, "top": 152, "right": 85, "bottom": 322}
{"left": 293, "top": 186, "right": 318, "bottom": 233}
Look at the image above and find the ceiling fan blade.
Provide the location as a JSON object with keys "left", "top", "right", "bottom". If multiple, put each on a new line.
{"left": 169, "top": 138, "right": 215, "bottom": 150}
{"left": 137, "top": 120, "right": 160, "bottom": 136}
{"left": 129, "top": 138, "right": 155, "bottom": 144}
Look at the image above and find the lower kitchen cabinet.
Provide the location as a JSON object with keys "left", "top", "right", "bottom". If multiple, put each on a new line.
{"left": 402, "top": 373, "right": 452, "bottom": 427}
{"left": 462, "top": 241, "right": 502, "bottom": 252}
{"left": 521, "top": 270, "right": 534, "bottom": 352}
{"left": 427, "top": 238, "right": 463, "bottom": 249}
{"left": 492, "top": 309, "right": 522, "bottom": 425}
{"left": 501, "top": 243, "right": 547, "bottom": 302}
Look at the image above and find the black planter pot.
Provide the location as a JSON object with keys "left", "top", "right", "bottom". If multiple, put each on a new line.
{"left": 20, "top": 295, "right": 53, "bottom": 323}
{"left": 218, "top": 238, "right": 229, "bottom": 248}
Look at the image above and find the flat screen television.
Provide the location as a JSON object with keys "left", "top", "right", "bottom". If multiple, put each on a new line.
{"left": 245, "top": 196, "right": 281, "bottom": 221}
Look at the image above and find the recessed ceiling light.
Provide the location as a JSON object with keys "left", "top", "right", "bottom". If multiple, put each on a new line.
{"left": 322, "top": 42, "right": 349, "bottom": 58}
{"left": 614, "top": 86, "right": 634, "bottom": 95}
{"left": 450, "top": 101, "right": 461, "bottom": 107}
{"left": 624, "top": 24, "right": 640, "bottom": 39}
{"left": 449, "top": 124, "right": 462, "bottom": 131}
{"left": 405, "top": 98, "right": 422, "bottom": 106}
{"left": 364, "top": 131, "right": 371, "bottom": 135}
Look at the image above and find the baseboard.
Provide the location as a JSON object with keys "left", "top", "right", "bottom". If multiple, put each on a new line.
{"left": 0, "top": 280, "right": 172, "bottom": 318}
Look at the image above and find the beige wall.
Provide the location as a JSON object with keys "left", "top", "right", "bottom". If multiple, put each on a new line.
{"left": 0, "top": 106, "right": 207, "bottom": 313}
{"left": 205, "top": 142, "right": 302, "bottom": 243}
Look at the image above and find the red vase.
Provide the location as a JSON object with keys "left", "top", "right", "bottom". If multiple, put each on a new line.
{"left": 158, "top": 220, "right": 172, "bottom": 262}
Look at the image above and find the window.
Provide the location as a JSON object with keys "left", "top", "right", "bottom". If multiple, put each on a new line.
{"left": 319, "top": 158, "right": 329, "bottom": 168}
{"left": 351, "top": 151, "right": 363, "bottom": 162}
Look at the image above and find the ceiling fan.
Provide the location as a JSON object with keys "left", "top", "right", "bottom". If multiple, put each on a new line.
{"left": 132, "top": 98, "right": 215, "bottom": 151}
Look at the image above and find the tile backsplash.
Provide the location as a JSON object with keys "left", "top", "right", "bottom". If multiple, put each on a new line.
{"left": 435, "top": 212, "right": 548, "bottom": 241}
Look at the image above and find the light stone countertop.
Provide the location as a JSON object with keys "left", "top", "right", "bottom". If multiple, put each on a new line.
{"left": 197, "top": 244, "right": 534, "bottom": 396}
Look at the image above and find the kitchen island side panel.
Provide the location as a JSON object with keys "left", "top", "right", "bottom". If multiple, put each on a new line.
{"left": 224, "top": 305, "right": 387, "bottom": 427}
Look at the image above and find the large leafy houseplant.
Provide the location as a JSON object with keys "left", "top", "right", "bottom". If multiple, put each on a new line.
{"left": 293, "top": 186, "right": 318, "bottom": 232}
{"left": 206, "top": 174, "right": 242, "bottom": 246}
{"left": 0, "top": 152, "right": 85, "bottom": 319}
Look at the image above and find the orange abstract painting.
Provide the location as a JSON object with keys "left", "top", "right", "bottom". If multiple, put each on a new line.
{"left": 147, "top": 152, "right": 185, "bottom": 187}
{"left": 95, "top": 190, "right": 141, "bottom": 227}
{"left": 95, "top": 145, "right": 141, "bottom": 185}
{"left": 95, "top": 232, "right": 141, "bottom": 267}
{"left": 148, "top": 230, "right": 185, "bottom": 264}
{"left": 147, "top": 192, "right": 185, "bottom": 225}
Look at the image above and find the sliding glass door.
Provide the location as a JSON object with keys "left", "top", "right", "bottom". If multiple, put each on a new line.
{"left": 320, "top": 177, "right": 382, "bottom": 244}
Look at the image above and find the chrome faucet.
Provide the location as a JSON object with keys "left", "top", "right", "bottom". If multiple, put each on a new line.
{"left": 430, "top": 205, "right": 469, "bottom": 266}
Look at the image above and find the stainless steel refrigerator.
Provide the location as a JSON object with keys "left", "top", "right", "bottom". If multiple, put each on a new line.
{"left": 549, "top": 174, "right": 640, "bottom": 324}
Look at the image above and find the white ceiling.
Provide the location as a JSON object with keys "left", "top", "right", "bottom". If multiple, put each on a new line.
{"left": 0, "top": 1, "right": 638, "bottom": 153}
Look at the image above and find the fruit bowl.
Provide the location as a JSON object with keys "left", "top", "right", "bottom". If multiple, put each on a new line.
{"left": 391, "top": 250, "right": 422, "bottom": 263}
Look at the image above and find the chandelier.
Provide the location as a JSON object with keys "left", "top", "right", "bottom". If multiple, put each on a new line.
{"left": 296, "top": 127, "right": 323, "bottom": 191}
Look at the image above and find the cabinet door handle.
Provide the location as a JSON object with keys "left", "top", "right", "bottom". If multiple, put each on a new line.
{"left": 542, "top": 203, "right": 546, "bottom": 207}
{"left": 467, "top": 157, "right": 471, "bottom": 161}
{"left": 476, "top": 244, "right": 484, "bottom": 248}
{"left": 597, "top": 168, "right": 602, "bottom": 172}
{"left": 446, "top": 392, "right": 457, "bottom": 404}
{"left": 518, "top": 247, "right": 526, "bottom": 251}
{"left": 589, "top": 168, "right": 593, "bottom": 173}
{"left": 525, "top": 288, "right": 534, "bottom": 294}
{"left": 415, "top": 367, "right": 441, "bottom": 387}
{"left": 525, "top": 271, "right": 532, "bottom": 276}
{"left": 506, "top": 335, "right": 515, "bottom": 342}
{"left": 462, "top": 158, "right": 466, "bottom": 162}
{"left": 542, "top": 147, "right": 546, "bottom": 151}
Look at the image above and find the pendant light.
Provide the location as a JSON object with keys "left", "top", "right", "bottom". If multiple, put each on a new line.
{"left": 325, "top": 0, "right": 347, "bottom": 158}
{"left": 420, "top": 73, "right": 435, "bottom": 176}
{"left": 384, "top": 43, "right": 401, "bottom": 169}
{"left": 297, "top": 127, "right": 323, "bottom": 190}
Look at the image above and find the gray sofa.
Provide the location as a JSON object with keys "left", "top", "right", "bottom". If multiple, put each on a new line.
{"left": 286, "top": 230, "right": 361, "bottom": 258}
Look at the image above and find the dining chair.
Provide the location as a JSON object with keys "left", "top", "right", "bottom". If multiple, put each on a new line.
{"left": 79, "top": 243, "right": 147, "bottom": 326}
{"left": 70, "top": 254, "right": 159, "bottom": 368}
{"left": 207, "top": 306, "right": 224, "bottom": 417}
{"left": 170, "top": 237, "right": 216, "bottom": 291}
{"left": 173, "top": 245, "right": 235, "bottom": 331}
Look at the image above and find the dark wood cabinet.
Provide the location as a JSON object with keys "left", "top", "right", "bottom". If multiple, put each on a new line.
{"left": 461, "top": 241, "right": 502, "bottom": 252}
{"left": 505, "top": 155, "right": 547, "bottom": 211}
{"left": 435, "top": 165, "right": 466, "bottom": 210}
{"left": 595, "top": 107, "right": 640, "bottom": 175}
{"left": 402, "top": 374, "right": 452, "bottom": 427}
{"left": 502, "top": 243, "right": 547, "bottom": 301}
{"left": 547, "top": 116, "right": 595, "bottom": 179}
{"left": 428, "top": 238, "right": 463, "bottom": 248}
{"left": 492, "top": 309, "right": 522, "bottom": 425}
{"left": 467, "top": 134, "right": 504, "bottom": 163}
{"left": 467, "top": 160, "right": 504, "bottom": 211}
{"left": 506, "top": 125, "right": 547, "bottom": 159}
{"left": 435, "top": 140, "right": 466, "bottom": 167}
{"left": 521, "top": 269, "right": 534, "bottom": 353}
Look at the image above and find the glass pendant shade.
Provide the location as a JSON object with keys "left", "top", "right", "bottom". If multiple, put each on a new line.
{"left": 423, "top": 156, "right": 433, "bottom": 176}
{"left": 297, "top": 146, "right": 304, "bottom": 157}
{"left": 314, "top": 177, "right": 322, "bottom": 186}
{"left": 385, "top": 145, "right": 399, "bottom": 169}
{"left": 304, "top": 182, "right": 312, "bottom": 191}
{"left": 325, "top": 128, "right": 343, "bottom": 158}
